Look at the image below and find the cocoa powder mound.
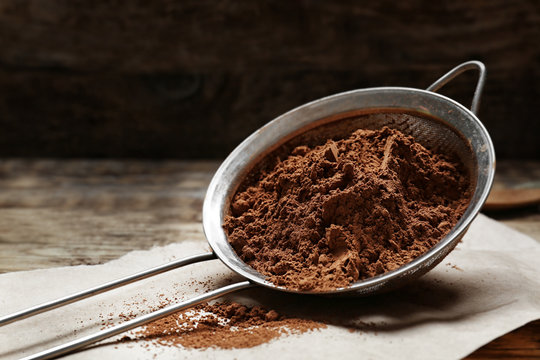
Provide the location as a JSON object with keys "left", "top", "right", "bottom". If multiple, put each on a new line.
{"left": 131, "top": 302, "right": 325, "bottom": 349}
{"left": 224, "top": 126, "right": 472, "bottom": 291}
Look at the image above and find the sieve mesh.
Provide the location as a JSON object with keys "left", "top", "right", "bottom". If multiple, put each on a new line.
{"left": 253, "top": 110, "right": 477, "bottom": 196}
{"left": 335, "top": 111, "right": 477, "bottom": 190}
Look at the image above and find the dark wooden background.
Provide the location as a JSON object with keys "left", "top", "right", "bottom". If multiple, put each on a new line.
{"left": 0, "top": 0, "right": 538, "bottom": 159}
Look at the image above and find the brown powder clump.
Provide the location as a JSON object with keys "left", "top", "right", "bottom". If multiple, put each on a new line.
{"left": 224, "top": 126, "right": 471, "bottom": 291}
{"left": 131, "top": 302, "right": 325, "bottom": 349}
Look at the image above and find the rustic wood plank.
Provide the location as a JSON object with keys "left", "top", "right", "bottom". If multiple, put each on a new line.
{"left": 0, "top": 1, "right": 537, "bottom": 72}
{"left": 0, "top": 159, "right": 538, "bottom": 357}
{"left": 0, "top": 160, "right": 220, "bottom": 272}
{"left": 0, "top": 159, "right": 538, "bottom": 271}
{"left": 0, "top": 0, "right": 539, "bottom": 158}
{"left": 466, "top": 320, "right": 540, "bottom": 359}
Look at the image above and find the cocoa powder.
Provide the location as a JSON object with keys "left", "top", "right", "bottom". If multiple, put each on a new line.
{"left": 224, "top": 125, "right": 471, "bottom": 291}
{"left": 131, "top": 302, "right": 325, "bottom": 349}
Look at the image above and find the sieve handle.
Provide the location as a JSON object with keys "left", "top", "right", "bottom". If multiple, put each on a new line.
{"left": 426, "top": 60, "right": 486, "bottom": 115}
{"left": 21, "top": 280, "right": 255, "bottom": 360}
{"left": 0, "top": 252, "right": 217, "bottom": 326}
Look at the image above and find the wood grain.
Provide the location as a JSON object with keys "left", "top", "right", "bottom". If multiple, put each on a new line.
{"left": 1, "top": 159, "right": 537, "bottom": 273}
{"left": 0, "top": 160, "right": 218, "bottom": 272}
{"left": 465, "top": 320, "right": 540, "bottom": 359}
{"left": 0, "top": 0, "right": 539, "bottom": 158}
{"left": 1, "top": 1, "right": 537, "bottom": 72}
{"left": 0, "top": 159, "right": 538, "bottom": 358}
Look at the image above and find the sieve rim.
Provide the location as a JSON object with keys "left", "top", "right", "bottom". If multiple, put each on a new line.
{"left": 202, "top": 86, "right": 495, "bottom": 295}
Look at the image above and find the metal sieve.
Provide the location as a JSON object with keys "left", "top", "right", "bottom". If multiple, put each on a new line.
{"left": 3, "top": 61, "right": 495, "bottom": 360}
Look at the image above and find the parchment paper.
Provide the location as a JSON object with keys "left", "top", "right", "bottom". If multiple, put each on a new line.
{"left": 1, "top": 214, "right": 539, "bottom": 360}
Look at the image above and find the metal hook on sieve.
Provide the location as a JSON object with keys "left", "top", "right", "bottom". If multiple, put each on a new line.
{"left": 426, "top": 60, "right": 486, "bottom": 115}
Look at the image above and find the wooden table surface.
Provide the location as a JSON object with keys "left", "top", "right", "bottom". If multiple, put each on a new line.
{"left": 0, "top": 159, "right": 538, "bottom": 358}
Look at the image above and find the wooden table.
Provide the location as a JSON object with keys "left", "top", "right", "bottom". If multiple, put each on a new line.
{"left": 0, "top": 159, "right": 538, "bottom": 358}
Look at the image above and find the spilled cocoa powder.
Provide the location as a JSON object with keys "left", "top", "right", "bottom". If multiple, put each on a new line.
{"left": 224, "top": 125, "right": 472, "bottom": 291}
{"left": 129, "top": 302, "right": 324, "bottom": 349}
